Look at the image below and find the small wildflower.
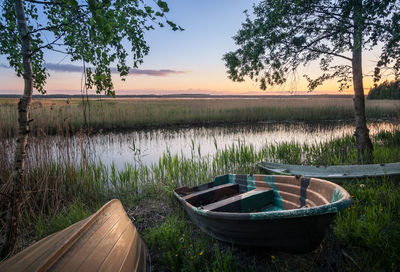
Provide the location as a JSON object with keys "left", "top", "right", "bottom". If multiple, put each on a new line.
{"left": 271, "top": 255, "right": 275, "bottom": 260}
{"left": 199, "top": 251, "right": 204, "bottom": 256}
{"left": 175, "top": 254, "right": 178, "bottom": 257}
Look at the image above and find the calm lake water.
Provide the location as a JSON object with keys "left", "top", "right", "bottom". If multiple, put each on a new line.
{"left": 48, "top": 120, "right": 397, "bottom": 170}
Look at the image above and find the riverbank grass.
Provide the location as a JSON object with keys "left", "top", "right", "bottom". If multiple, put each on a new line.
{"left": 144, "top": 213, "right": 240, "bottom": 272}
{"left": 1, "top": 130, "right": 399, "bottom": 270}
{"left": 335, "top": 177, "right": 400, "bottom": 270}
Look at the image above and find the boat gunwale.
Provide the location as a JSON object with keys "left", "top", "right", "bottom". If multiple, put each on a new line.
{"left": 257, "top": 162, "right": 400, "bottom": 179}
{"left": 174, "top": 174, "right": 352, "bottom": 221}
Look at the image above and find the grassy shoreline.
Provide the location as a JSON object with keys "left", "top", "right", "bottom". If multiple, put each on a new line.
{"left": 1, "top": 97, "right": 399, "bottom": 137}
{"left": 1, "top": 128, "right": 399, "bottom": 270}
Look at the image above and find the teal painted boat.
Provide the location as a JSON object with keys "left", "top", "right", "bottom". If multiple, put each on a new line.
{"left": 257, "top": 161, "right": 400, "bottom": 180}
{"left": 174, "top": 174, "right": 351, "bottom": 253}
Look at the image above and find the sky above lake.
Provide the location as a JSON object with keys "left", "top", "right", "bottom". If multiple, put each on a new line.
{"left": 0, "top": 0, "right": 382, "bottom": 96}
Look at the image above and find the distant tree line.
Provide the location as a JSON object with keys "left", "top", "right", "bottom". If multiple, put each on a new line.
{"left": 368, "top": 80, "right": 400, "bottom": 100}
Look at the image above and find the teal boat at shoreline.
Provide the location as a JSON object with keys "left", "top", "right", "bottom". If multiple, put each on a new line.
{"left": 257, "top": 162, "right": 400, "bottom": 181}
{"left": 174, "top": 174, "right": 351, "bottom": 253}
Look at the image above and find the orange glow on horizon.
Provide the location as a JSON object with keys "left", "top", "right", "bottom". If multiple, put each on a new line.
{"left": 0, "top": 64, "right": 380, "bottom": 96}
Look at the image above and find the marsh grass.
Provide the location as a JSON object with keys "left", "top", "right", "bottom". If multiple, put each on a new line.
{"left": 1, "top": 97, "right": 399, "bottom": 137}
{"left": 36, "top": 200, "right": 92, "bottom": 238}
{"left": 1, "top": 126, "right": 399, "bottom": 270}
{"left": 144, "top": 213, "right": 240, "bottom": 272}
{"left": 335, "top": 177, "right": 400, "bottom": 271}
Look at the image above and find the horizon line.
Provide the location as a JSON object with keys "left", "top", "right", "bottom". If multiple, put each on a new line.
{"left": 0, "top": 93, "right": 354, "bottom": 99}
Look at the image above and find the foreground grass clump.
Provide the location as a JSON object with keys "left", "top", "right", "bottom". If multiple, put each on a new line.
{"left": 144, "top": 214, "right": 239, "bottom": 272}
{"left": 36, "top": 200, "right": 92, "bottom": 238}
{"left": 1, "top": 129, "right": 400, "bottom": 270}
{"left": 335, "top": 178, "right": 400, "bottom": 271}
{"left": 0, "top": 97, "right": 399, "bottom": 137}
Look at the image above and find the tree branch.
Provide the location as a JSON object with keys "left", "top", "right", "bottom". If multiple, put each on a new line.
{"left": 309, "top": 48, "right": 352, "bottom": 61}
{"left": 24, "top": 0, "right": 87, "bottom": 9}
{"left": 291, "top": 30, "right": 352, "bottom": 62}
{"left": 29, "top": 22, "right": 70, "bottom": 34}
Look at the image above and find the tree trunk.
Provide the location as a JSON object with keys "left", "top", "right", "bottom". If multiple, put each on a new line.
{"left": 0, "top": 0, "right": 33, "bottom": 259}
{"left": 352, "top": 0, "right": 373, "bottom": 163}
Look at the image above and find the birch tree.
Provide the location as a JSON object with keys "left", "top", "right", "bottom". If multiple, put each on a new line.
{"left": 0, "top": 0, "right": 180, "bottom": 258}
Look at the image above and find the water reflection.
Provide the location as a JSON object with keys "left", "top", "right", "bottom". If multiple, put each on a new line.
{"left": 85, "top": 121, "right": 398, "bottom": 169}
{"left": 3, "top": 121, "right": 395, "bottom": 171}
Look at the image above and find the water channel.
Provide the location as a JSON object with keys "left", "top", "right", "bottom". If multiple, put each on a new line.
{"left": 28, "top": 120, "right": 398, "bottom": 170}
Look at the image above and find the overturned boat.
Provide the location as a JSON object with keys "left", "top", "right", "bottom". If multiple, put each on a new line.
{"left": 174, "top": 174, "right": 351, "bottom": 253}
{"left": 0, "top": 199, "right": 149, "bottom": 272}
{"left": 257, "top": 161, "right": 400, "bottom": 180}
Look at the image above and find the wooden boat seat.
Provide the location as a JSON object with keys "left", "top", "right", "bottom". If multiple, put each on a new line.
{"left": 183, "top": 183, "right": 239, "bottom": 206}
{"left": 203, "top": 188, "right": 274, "bottom": 213}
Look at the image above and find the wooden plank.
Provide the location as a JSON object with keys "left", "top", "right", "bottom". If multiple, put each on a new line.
{"left": 51, "top": 206, "right": 124, "bottom": 271}
{"left": 76, "top": 214, "right": 132, "bottom": 271}
{"left": 183, "top": 183, "right": 239, "bottom": 206}
{"left": 98, "top": 218, "right": 136, "bottom": 271}
{"left": 120, "top": 232, "right": 147, "bottom": 272}
{"left": 0, "top": 218, "right": 89, "bottom": 272}
{"left": 204, "top": 189, "right": 274, "bottom": 212}
{"left": 0, "top": 199, "right": 147, "bottom": 272}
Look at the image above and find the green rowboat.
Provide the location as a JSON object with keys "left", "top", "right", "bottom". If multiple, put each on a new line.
{"left": 174, "top": 174, "right": 351, "bottom": 253}
{"left": 258, "top": 162, "right": 400, "bottom": 180}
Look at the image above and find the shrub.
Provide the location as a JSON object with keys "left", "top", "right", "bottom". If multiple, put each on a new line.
{"left": 368, "top": 80, "right": 400, "bottom": 99}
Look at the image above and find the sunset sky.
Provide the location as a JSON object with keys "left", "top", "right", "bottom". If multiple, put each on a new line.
{"left": 0, "top": 0, "right": 384, "bottom": 96}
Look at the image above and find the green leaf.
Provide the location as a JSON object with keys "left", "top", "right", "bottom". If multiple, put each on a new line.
{"left": 144, "top": 6, "right": 153, "bottom": 15}
{"left": 1, "top": 0, "right": 179, "bottom": 96}
{"left": 157, "top": 0, "right": 170, "bottom": 13}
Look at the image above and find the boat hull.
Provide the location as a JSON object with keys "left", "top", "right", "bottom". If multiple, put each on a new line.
{"left": 175, "top": 174, "right": 351, "bottom": 253}
{"left": 0, "top": 199, "right": 149, "bottom": 272}
{"left": 257, "top": 161, "right": 400, "bottom": 181}
{"left": 180, "top": 198, "right": 334, "bottom": 253}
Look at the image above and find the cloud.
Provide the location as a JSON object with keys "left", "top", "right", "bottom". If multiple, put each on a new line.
{"left": 127, "top": 69, "right": 186, "bottom": 76}
{"left": 1, "top": 63, "right": 187, "bottom": 76}
{"left": 45, "top": 63, "right": 82, "bottom": 72}
{"left": 45, "top": 63, "right": 186, "bottom": 76}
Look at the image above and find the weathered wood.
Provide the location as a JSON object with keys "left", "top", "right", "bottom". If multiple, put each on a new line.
{"left": 0, "top": 199, "right": 148, "bottom": 272}
{"left": 204, "top": 189, "right": 274, "bottom": 212}
{"left": 183, "top": 183, "right": 239, "bottom": 206}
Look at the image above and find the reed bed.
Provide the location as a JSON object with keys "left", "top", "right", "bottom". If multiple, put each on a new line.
{"left": 1, "top": 97, "right": 399, "bottom": 137}
{"left": 0, "top": 126, "right": 399, "bottom": 270}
